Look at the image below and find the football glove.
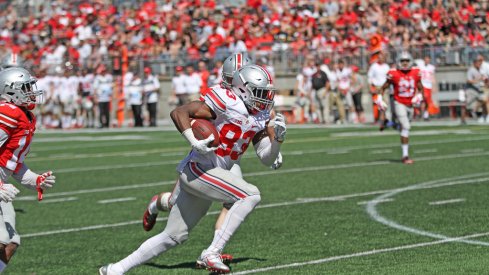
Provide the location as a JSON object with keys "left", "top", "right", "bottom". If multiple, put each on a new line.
{"left": 374, "top": 95, "right": 388, "bottom": 111}
{"left": 36, "top": 171, "right": 55, "bottom": 201}
{"left": 182, "top": 128, "right": 218, "bottom": 154}
{"left": 0, "top": 183, "right": 19, "bottom": 202}
{"left": 269, "top": 113, "right": 287, "bottom": 142}
{"left": 411, "top": 93, "right": 423, "bottom": 108}
{"left": 270, "top": 152, "right": 283, "bottom": 170}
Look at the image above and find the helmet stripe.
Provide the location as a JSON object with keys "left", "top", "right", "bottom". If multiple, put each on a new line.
{"left": 236, "top": 53, "right": 242, "bottom": 70}
{"left": 258, "top": 65, "right": 273, "bottom": 84}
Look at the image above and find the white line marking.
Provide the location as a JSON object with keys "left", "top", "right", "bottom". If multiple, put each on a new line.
{"left": 98, "top": 197, "right": 136, "bottom": 204}
{"left": 34, "top": 135, "right": 151, "bottom": 143}
{"left": 366, "top": 174, "right": 489, "bottom": 247}
{"left": 331, "top": 129, "right": 473, "bottom": 138}
{"left": 369, "top": 149, "right": 393, "bottom": 154}
{"left": 429, "top": 198, "right": 466, "bottom": 205}
{"left": 414, "top": 149, "right": 438, "bottom": 154}
{"left": 39, "top": 197, "right": 78, "bottom": 204}
{"left": 460, "top": 148, "right": 484, "bottom": 154}
{"left": 327, "top": 150, "right": 349, "bottom": 155}
{"left": 357, "top": 198, "right": 393, "bottom": 205}
{"left": 16, "top": 181, "right": 176, "bottom": 201}
{"left": 232, "top": 231, "right": 489, "bottom": 274}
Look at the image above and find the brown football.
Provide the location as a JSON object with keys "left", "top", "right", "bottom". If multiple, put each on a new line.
{"left": 190, "top": 119, "right": 220, "bottom": 148}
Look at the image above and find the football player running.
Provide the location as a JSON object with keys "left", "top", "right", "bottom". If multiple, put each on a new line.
{"left": 377, "top": 52, "right": 424, "bottom": 164}
{"left": 142, "top": 53, "right": 283, "bottom": 266}
{"left": 0, "top": 67, "right": 55, "bottom": 271}
{"left": 100, "top": 64, "right": 285, "bottom": 274}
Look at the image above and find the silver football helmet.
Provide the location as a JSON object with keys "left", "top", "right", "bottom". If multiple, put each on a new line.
{"left": 1, "top": 52, "right": 24, "bottom": 69}
{"left": 222, "top": 53, "right": 252, "bottom": 88}
{"left": 232, "top": 64, "right": 276, "bottom": 113}
{"left": 397, "top": 51, "right": 413, "bottom": 70}
{"left": 0, "top": 67, "right": 43, "bottom": 106}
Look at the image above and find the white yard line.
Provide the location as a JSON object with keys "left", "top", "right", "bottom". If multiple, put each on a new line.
{"left": 369, "top": 149, "right": 393, "bottom": 154}
{"left": 357, "top": 198, "right": 393, "bottom": 205}
{"left": 232, "top": 231, "right": 489, "bottom": 275}
{"left": 429, "top": 198, "right": 466, "bottom": 205}
{"left": 413, "top": 149, "right": 438, "bottom": 154}
{"left": 39, "top": 197, "right": 78, "bottom": 204}
{"left": 98, "top": 197, "right": 136, "bottom": 204}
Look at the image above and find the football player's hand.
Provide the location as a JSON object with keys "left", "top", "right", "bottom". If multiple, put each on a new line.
{"left": 36, "top": 171, "right": 55, "bottom": 190}
{"left": 192, "top": 135, "right": 218, "bottom": 154}
{"left": 182, "top": 129, "right": 217, "bottom": 155}
{"left": 374, "top": 95, "right": 388, "bottom": 111}
{"left": 0, "top": 183, "right": 20, "bottom": 202}
{"left": 270, "top": 152, "right": 283, "bottom": 170}
{"left": 269, "top": 113, "right": 287, "bottom": 142}
{"left": 411, "top": 93, "right": 423, "bottom": 108}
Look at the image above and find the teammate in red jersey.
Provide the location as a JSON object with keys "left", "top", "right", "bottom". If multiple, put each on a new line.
{"left": 0, "top": 67, "right": 55, "bottom": 271}
{"left": 377, "top": 52, "right": 424, "bottom": 164}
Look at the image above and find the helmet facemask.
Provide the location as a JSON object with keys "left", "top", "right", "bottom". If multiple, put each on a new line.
{"left": 237, "top": 82, "right": 276, "bottom": 113}
{"left": 3, "top": 78, "right": 44, "bottom": 106}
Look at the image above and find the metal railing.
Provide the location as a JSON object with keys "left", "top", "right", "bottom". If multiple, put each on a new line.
{"left": 33, "top": 45, "right": 489, "bottom": 78}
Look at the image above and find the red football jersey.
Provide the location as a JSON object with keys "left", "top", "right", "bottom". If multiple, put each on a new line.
{"left": 387, "top": 68, "right": 422, "bottom": 106}
{"left": 0, "top": 103, "right": 36, "bottom": 172}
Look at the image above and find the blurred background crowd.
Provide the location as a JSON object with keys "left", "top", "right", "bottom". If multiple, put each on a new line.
{"left": 0, "top": 0, "right": 487, "bottom": 128}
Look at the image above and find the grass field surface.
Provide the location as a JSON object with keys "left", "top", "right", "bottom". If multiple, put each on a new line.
{"left": 6, "top": 123, "right": 489, "bottom": 274}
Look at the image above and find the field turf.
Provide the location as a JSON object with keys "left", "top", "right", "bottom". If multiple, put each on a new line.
{"left": 6, "top": 123, "right": 489, "bottom": 274}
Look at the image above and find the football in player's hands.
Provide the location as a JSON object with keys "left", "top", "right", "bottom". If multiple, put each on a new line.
{"left": 190, "top": 119, "right": 220, "bottom": 148}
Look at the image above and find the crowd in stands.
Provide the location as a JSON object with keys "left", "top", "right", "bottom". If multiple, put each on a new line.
{"left": 0, "top": 0, "right": 488, "bottom": 76}
{"left": 0, "top": 0, "right": 487, "bottom": 128}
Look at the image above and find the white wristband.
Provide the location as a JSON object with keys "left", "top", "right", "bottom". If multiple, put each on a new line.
{"left": 182, "top": 128, "right": 198, "bottom": 145}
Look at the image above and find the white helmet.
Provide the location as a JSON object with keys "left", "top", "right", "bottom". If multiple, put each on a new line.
{"left": 397, "top": 51, "right": 413, "bottom": 70}
{"left": 222, "top": 53, "right": 252, "bottom": 88}
{"left": 0, "top": 67, "right": 43, "bottom": 106}
{"left": 232, "top": 64, "right": 276, "bottom": 113}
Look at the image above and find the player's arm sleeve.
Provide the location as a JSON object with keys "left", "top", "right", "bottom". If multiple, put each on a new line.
{"left": 253, "top": 130, "right": 281, "bottom": 166}
{"left": 12, "top": 163, "right": 38, "bottom": 190}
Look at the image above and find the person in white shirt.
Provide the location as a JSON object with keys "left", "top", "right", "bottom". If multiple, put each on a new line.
{"left": 367, "top": 53, "right": 390, "bottom": 124}
{"left": 171, "top": 66, "right": 188, "bottom": 106}
{"left": 143, "top": 67, "right": 161, "bottom": 127}
{"left": 335, "top": 59, "right": 352, "bottom": 123}
{"left": 126, "top": 74, "right": 144, "bottom": 127}
{"left": 302, "top": 59, "right": 317, "bottom": 122}
{"left": 419, "top": 56, "right": 439, "bottom": 120}
{"left": 93, "top": 66, "right": 114, "bottom": 128}
{"left": 59, "top": 71, "right": 79, "bottom": 129}
{"left": 183, "top": 65, "right": 202, "bottom": 102}
{"left": 80, "top": 69, "right": 95, "bottom": 128}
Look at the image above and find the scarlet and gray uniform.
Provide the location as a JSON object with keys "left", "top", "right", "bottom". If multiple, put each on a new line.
{"left": 0, "top": 102, "right": 37, "bottom": 245}
{"left": 165, "top": 85, "right": 269, "bottom": 241}
{"left": 387, "top": 67, "right": 422, "bottom": 131}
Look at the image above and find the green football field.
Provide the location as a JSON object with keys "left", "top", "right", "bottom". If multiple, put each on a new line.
{"left": 6, "top": 123, "right": 489, "bottom": 274}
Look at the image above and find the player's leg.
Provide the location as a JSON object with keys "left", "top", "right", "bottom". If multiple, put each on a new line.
{"left": 0, "top": 202, "right": 16, "bottom": 272}
{"left": 2, "top": 201, "right": 19, "bottom": 262}
{"left": 183, "top": 162, "right": 260, "bottom": 273}
{"left": 104, "top": 185, "right": 212, "bottom": 275}
{"left": 395, "top": 101, "right": 414, "bottom": 164}
{"left": 143, "top": 179, "right": 180, "bottom": 231}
